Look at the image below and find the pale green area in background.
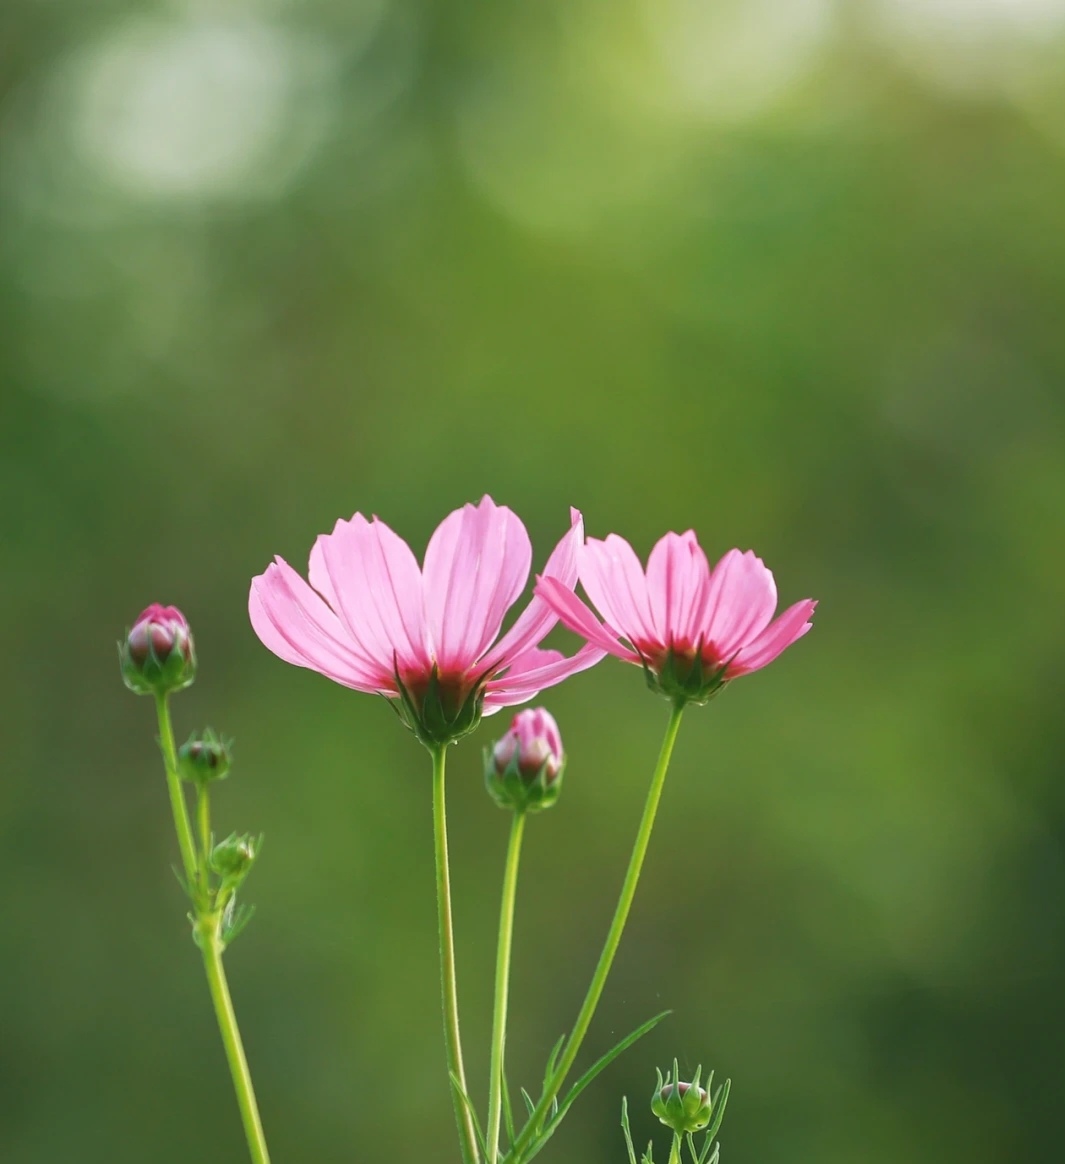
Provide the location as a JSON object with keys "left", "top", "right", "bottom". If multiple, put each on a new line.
{"left": 3, "top": 1, "right": 1065, "bottom": 1162}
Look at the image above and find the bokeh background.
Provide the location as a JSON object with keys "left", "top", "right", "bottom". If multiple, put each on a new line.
{"left": 4, "top": 1, "right": 1065, "bottom": 1161}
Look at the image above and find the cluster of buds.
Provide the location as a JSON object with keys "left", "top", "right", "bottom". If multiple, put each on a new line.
{"left": 485, "top": 707, "right": 566, "bottom": 813}
{"left": 121, "top": 603, "right": 260, "bottom": 948}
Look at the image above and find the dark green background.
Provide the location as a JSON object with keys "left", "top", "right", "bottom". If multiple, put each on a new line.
{"left": 4, "top": 2, "right": 1065, "bottom": 1162}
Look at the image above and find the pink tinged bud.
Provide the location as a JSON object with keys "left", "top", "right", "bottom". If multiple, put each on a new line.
{"left": 493, "top": 707, "right": 564, "bottom": 782}
{"left": 486, "top": 707, "right": 566, "bottom": 813}
{"left": 651, "top": 1062, "right": 725, "bottom": 1135}
{"left": 120, "top": 603, "right": 197, "bottom": 696}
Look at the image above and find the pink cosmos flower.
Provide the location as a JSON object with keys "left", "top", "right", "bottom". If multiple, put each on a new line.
{"left": 249, "top": 498, "right": 604, "bottom": 744}
{"left": 536, "top": 532, "right": 815, "bottom": 704}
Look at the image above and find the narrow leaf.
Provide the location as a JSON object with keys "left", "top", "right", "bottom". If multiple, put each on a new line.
{"left": 449, "top": 1071, "right": 489, "bottom": 1159}
{"left": 501, "top": 1064, "right": 516, "bottom": 1145}
{"left": 521, "top": 1011, "right": 671, "bottom": 1164}
{"left": 556, "top": 1011, "right": 670, "bottom": 1121}
{"left": 621, "top": 1097, "right": 638, "bottom": 1164}
{"left": 543, "top": 1032, "right": 567, "bottom": 1091}
{"left": 701, "top": 1078, "right": 731, "bottom": 1146}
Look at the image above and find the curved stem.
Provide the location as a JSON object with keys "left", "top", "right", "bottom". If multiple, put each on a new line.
{"left": 487, "top": 810, "right": 527, "bottom": 1164}
{"left": 511, "top": 702, "right": 685, "bottom": 1160}
{"left": 432, "top": 745, "right": 481, "bottom": 1164}
{"left": 154, "top": 693, "right": 197, "bottom": 887}
{"left": 200, "top": 920, "right": 272, "bottom": 1164}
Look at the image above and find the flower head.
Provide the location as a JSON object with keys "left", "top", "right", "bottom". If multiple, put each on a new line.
{"left": 486, "top": 707, "right": 565, "bottom": 812}
{"left": 120, "top": 603, "right": 197, "bottom": 695}
{"left": 249, "top": 498, "right": 603, "bottom": 746}
{"left": 536, "top": 532, "right": 815, "bottom": 705}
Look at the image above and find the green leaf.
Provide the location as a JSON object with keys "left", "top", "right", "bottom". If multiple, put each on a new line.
{"left": 521, "top": 1011, "right": 671, "bottom": 1164}
{"left": 543, "top": 1032, "right": 567, "bottom": 1090}
{"left": 501, "top": 1064, "right": 517, "bottom": 1146}
{"left": 621, "top": 1097, "right": 638, "bottom": 1164}
{"left": 701, "top": 1078, "right": 730, "bottom": 1147}
{"left": 449, "top": 1071, "right": 489, "bottom": 1160}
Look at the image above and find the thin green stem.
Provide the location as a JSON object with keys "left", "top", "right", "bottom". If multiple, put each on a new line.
{"left": 510, "top": 702, "right": 686, "bottom": 1161}
{"left": 196, "top": 785, "right": 211, "bottom": 896}
{"left": 154, "top": 693, "right": 197, "bottom": 888}
{"left": 154, "top": 693, "right": 270, "bottom": 1164}
{"left": 668, "top": 1132, "right": 682, "bottom": 1164}
{"left": 432, "top": 745, "right": 481, "bottom": 1164}
{"left": 199, "top": 919, "right": 272, "bottom": 1164}
{"left": 486, "top": 810, "right": 527, "bottom": 1164}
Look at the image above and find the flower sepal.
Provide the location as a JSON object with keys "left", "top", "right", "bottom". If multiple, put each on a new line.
{"left": 391, "top": 665, "right": 486, "bottom": 749}
{"left": 485, "top": 747, "right": 565, "bottom": 813}
{"left": 641, "top": 645, "right": 730, "bottom": 708}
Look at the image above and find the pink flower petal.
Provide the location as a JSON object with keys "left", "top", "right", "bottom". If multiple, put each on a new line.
{"left": 311, "top": 514, "right": 430, "bottom": 673}
{"left": 483, "top": 643, "right": 606, "bottom": 710}
{"left": 727, "top": 599, "right": 817, "bottom": 676}
{"left": 423, "top": 497, "right": 531, "bottom": 671}
{"left": 645, "top": 531, "right": 712, "bottom": 646}
{"left": 701, "top": 549, "right": 778, "bottom": 657}
{"left": 483, "top": 507, "right": 584, "bottom": 669}
{"left": 534, "top": 576, "right": 640, "bottom": 662}
{"left": 249, "top": 559, "right": 389, "bottom": 691}
{"left": 580, "top": 535, "right": 658, "bottom": 647}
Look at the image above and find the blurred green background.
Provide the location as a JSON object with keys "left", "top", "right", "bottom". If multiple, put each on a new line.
{"left": 4, "top": 1, "right": 1065, "bottom": 1161}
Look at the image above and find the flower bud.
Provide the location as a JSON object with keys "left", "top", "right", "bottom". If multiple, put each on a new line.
{"left": 177, "top": 729, "right": 232, "bottom": 785}
{"left": 210, "top": 833, "right": 260, "bottom": 881}
{"left": 119, "top": 604, "right": 196, "bottom": 696}
{"left": 485, "top": 707, "right": 565, "bottom": 813}
{"left": 651, "top": 1063, "right": 714, "bottom": 1134}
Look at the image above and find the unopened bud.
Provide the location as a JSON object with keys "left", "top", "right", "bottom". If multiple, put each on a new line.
{"left": 119, "top": 604, "right": 196, "bottom": 696}
{"left": 178, "top": 729, "right": 232, "bottom": 785}
{"left": 210, "top": 833, "right": 260, "bottom": 881}
{"left": 485, "top": 707, "right": 565, "bottom": 813}
{"left": 651, "top": 1063, "right": 714, "bottom": 1134}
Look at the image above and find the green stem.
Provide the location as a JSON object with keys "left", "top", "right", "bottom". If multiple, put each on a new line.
{"left": 486, "top": 810, "right": 527, "bottom": 1164}
{"left": 432, "top": 745, "right": 481, "bottom": 1164}
{"left": 511, "top": 702, "right": 686, "bottom": 1161}
{"left": 154, "top": 693, "right": 198, "bottom": 889}
{"left": 197, "top": 785, "right": 212, "bottom": 897}
{"left": 668, "top": 1132, "right": 682, "bottom": 1164}
{"left": 154, "top": 693, "right": 270, "bottom": 1164}
{"left": 199, "top": 919, "right": 272, "bottom": 1164}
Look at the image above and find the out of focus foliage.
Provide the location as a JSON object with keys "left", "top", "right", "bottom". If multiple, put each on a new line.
{"left": 3, "top": 2, "right": 1065, "bottom": 1162}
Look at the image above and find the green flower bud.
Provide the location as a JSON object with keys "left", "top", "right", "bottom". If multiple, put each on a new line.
{"left": 177, "top": 729, "right": 232, "bottom": 785}
{"left": 210, "top": 833, "right": 260, "bottom": 881}
{"left": 651, "top": 1063, "right": 714, "bottom": 1135}
{"left": 119, "top": 604, "right": 196, "bottom": 696}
